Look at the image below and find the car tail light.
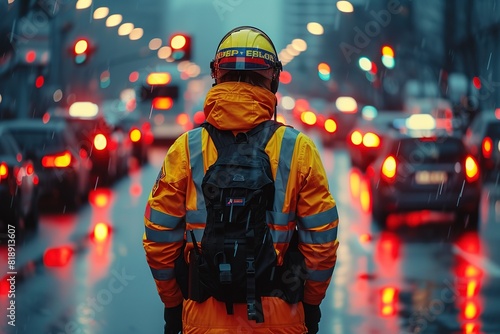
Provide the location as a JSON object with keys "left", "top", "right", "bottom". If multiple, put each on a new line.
{"left": 481, "top": 137, "right": 492, "bottom": 159}
{"left": 42, "top": 151, "right": 72, "bottom": 168}
{"left": 26, "top": 162, "right": 34, "bottom": 176}
{"left": 43, "top": 246, "right": 73, "bottom": 267}
{"left": 350, "top": 130, "right": 362, "bottom": 145}
{"left": 130, "top": 128, "right": 142, "bottom": 142}
{"left": 381, "top": 156, "right": 397, "bottom": 181}
{"left": 0, "top": 162, "right": 8, "bottom": 180}
{"left": 152, "top": 97, "right": 173, "bottom": 110}
{"left": 465, "top": 155, "right": 479, "bottom": 182}
{"left": 363, "top": 132, "right": 380, "bottom": 148}
{"left": 93, "top": 133, "right": 108, "bottom": 151}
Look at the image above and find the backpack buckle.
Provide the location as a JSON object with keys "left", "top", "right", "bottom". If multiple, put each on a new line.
{"left": 219, "top": 263, "right": 232, "bottom": 284}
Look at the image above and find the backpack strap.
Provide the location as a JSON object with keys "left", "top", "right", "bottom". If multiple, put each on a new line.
{"left": 199, "top": 122, "right": 234, "bottom": 150}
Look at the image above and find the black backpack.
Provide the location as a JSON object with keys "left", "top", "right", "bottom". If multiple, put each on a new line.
{"left": 189, "top": 120, "right": 283, "bottom": 323}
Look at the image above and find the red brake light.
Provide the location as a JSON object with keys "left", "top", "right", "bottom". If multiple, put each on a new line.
{"left": 94, "top": 133, "right": 108, "bottom": 151}
{"left": 465, "top": 155, "right": 479, "bottom": 182}
{"left": 363, "top": 132, "right": 380, "bottom": 148}
{"left": 482, "top": 137, "right": 493, "bottom": 159}
{"left": 130, "top": 128, "right": 142, "bottom": 142}
{"left": 26, "top": 163, "right": 34, "bottom": 176}
{"left": 0, "top": 162, "right": 8, "bottom": 179}
{"left": 43, "top": 246, "right": 73, "bottom": 267}
{"left": 381, "top": 156, "right": 397, "bottom": 181}
{"left": 152, "top": 97, "right": 173, "bottom": 110}
{"left": 42, "top": 151, "right": 72, "bottom": 168}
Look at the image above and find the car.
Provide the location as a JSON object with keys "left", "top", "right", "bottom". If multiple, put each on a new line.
{"left": 318, "top": 96, "right": 359, "bottom": 147}
{"left": 136, "top": 71, "right": 194, "bottom": 143}
{"left": 463, "top": 109, "right": 500, "bottom": 181}
{"left": 49, "top": 102, "right": 132, "bottom": 184}
{"left": 347, "top": 110, "right": 407, "bottom": 171}
{"left": 0, "top": 127, "right": 39, "bottom": 233}
{"left": 366, "top": 128, "right": 482, "bottom": 230}
{"left": 101, "top": 100, "right": 153, "bottom": 166}
{"left": 3, "top": 119, "right": 92, "bottom": 211}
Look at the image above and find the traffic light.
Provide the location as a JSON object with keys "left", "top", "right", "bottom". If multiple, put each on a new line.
{"left": 169, "top": 33, "right": 192, "bottom": 61}
{"left": 72, "top": 38, "right": 94, "bottom": 65}
{"left": 317, "top": 62, "right": 331, "bottom": 81}
{"left": 381, "top": 45, "right": 395, "bottom": 69}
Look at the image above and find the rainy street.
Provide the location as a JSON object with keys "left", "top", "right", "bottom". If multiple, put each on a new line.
{"left": 1, "top": 141, "right": 500, "bottom": 334}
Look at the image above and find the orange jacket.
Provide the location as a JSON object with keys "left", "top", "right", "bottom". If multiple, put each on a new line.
{"left": 143, "top": 82, "right": 339, "bottom": 333}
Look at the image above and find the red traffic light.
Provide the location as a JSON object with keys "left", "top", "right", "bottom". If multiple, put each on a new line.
{"left": 74, "top": 39, "right": 89, "bottom": 54}
{"left": 72, "top": 38, "right": 93, "bottom": 65}
{"left": 169, "top": 33, "right": 192, "bottom": 61}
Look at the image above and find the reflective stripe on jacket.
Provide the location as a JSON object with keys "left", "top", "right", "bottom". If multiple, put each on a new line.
{"left": 143, "top": 82, "right": 339, "bottom": 332}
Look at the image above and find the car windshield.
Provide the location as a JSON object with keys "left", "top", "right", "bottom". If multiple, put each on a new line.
{"left": 10, "top": 129, "right": 66, "bottom": 152}
{"left": 397, "top": 137, "right": 463, "bottom": 163}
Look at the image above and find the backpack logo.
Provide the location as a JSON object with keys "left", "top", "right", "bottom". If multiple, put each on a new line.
{"left": 226, "top": 197, "right": 245, "bottom": 206}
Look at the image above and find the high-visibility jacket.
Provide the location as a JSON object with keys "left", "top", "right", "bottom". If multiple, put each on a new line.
{"left": 143, "top": 82, "right": 339, "bottom": 333}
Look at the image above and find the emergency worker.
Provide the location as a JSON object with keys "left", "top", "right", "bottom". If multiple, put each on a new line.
{"left": 143, "top": 26, "right": 340, "bottom": 334}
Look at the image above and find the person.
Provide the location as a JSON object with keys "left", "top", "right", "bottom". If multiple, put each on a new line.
{"left": 143, "top": 26, "right": 340, "bottom": 334}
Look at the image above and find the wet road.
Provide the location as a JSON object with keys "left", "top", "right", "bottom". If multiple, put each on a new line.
{"left": 1, "top": 139, "right": 500, "bottom": 334}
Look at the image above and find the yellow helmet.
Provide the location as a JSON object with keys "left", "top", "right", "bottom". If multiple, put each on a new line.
{"left": 210, "top": 26, "right": 282, "bottom": 93}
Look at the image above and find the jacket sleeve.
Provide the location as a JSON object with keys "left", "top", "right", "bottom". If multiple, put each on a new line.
{"left": 295, "top": 134, "right": 339, "bottom": 306}
{"left": 143, "top": 134, "right": 189, "bottom": 308}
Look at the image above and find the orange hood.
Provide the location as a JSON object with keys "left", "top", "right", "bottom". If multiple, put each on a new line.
{"left": 203, "top": 82, "right": 277, "bottom": 132}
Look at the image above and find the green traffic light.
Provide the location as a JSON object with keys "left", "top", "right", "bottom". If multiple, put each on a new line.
{"left": 75, "top": 54, "right": 87, "bottom": 64}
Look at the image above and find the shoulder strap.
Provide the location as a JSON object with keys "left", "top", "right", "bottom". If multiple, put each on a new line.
{"left": 199, "top": 122, "right": 234, "bottom": 150}
{"left": 200, "top": 120, "right": 284, "bottom": 151}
